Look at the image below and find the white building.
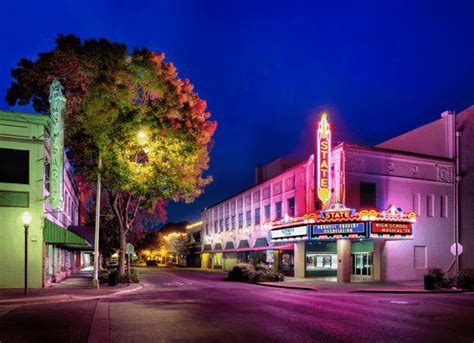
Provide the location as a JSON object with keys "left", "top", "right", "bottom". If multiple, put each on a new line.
{"left": 200, "top": 107, "right": 472, "bottom": 283}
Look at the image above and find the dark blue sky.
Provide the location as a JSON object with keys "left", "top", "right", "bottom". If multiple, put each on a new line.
{"left": 1, "top": 1, "right": 473, "bottom": 223}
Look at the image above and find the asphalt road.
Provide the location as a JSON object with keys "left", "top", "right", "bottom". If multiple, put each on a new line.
{"left": 1, "top": 267, "right": 473, "bottom": 342}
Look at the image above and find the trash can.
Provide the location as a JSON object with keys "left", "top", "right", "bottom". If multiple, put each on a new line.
{"left": 424, "top": 275, "right": 435, "bottom": 290}
{"left": 108, "top": 271, "right": 119, "bottom": 286}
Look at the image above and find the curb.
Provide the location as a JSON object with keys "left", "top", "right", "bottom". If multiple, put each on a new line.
{"left": 353, "top": 289, "right": 472, "bottom": 294}
{"left": 255, "top": 283, "right": 316, "bottom": 291}
{"left": 0, "top": 283, "right": 144, "bottom": 306}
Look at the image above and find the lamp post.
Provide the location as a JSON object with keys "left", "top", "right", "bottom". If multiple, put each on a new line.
{"left": 21, "top": 211, "right": 32, "bottom": 295}
{"left": 93, "top": 153, "right": 101, "bottom": 289}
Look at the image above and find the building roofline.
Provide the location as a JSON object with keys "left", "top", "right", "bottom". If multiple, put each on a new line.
{"left": 203, "top": 158, "right": 309, "bottom": 211}
{"left": 0, "top": 110, "right": 49, "bottom": 126}
{"left": 335, "top": 142, "right": 452, "bottom": 162}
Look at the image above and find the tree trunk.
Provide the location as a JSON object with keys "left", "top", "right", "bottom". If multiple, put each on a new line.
{"left": 119, "top": 226, "right": 126, "bottom": 275}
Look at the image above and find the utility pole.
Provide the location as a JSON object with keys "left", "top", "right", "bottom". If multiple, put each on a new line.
{"left": 92, "top": 153, "right": 102, "bottom": 289}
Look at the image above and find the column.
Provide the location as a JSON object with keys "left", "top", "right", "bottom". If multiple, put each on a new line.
{"left": 373, "top": 240, "right": 384, "bottom": 282}
{"left": 273, "top": 250, "right": 280, "bottom": 273}
{"left": 337, "top": 240, "right": 351, "bottom": 283}
{"left": 294, "top": 241, "right": 305, "bottom": 278}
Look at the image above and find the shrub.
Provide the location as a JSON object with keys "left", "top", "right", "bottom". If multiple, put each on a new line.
{"left": 457, "top": 268, "right": 474, "bottom": 290}
{"left": 99, "top": 270, "right": 109, "bottom": 284}
{"left": 227, "top": 263, "right": 284, "bottom": 283}
{"left": 119, "top": 268, "right": 140, "bottom": 283}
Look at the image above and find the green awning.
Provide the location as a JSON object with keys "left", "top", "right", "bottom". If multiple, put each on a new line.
{"left": 44, "top": 219, "right": 92, "bottom": 250}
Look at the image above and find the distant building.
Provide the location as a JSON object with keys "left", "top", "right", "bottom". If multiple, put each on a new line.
{"left": 0, "top": 108, "right": 92, "bottom": 288}
{"left": 200, "top": 106, "right": 473, "bottom": 283}
{"left": 186, "top": 221, "right": 202, "bottom": 268}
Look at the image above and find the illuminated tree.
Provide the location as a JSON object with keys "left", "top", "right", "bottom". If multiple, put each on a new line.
{"left": 6, "top": 34, "right": 217, "bottom": 274}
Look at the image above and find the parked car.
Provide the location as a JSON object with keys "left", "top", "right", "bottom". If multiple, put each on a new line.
{"left": 146, "top": 260, "right": 158, "bottom": 266}
{"left": 107, "top": 260, "right": 119, "bottom": 268}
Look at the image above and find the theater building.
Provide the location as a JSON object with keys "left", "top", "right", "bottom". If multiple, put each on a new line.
{"left": 200, "top": 106, "right": 473, "bottom": 282}
{"left": 0, "top": 81, "right": 92, "bottom": 288}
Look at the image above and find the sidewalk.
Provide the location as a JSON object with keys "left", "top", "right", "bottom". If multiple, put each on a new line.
{"left": 0, "top": 268, "right": 143, "bottom": 306}
{"left": 257, "top": 277, "right": 472, "bottom": 294}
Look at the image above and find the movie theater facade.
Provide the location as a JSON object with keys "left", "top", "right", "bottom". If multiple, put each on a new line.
{"left": 201, "top": 111, "right": 460, "bottom": 283}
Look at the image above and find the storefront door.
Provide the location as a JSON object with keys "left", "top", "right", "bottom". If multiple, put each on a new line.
{"left": 279, "top": 251, "right": 294, "bottom": 277}
{"left": 351, "top": 252, "right": 374, "bottom": 282}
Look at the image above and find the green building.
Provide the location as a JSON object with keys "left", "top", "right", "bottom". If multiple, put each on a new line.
{"left": 0, "top": 110, "right": 92, "bottom": 288}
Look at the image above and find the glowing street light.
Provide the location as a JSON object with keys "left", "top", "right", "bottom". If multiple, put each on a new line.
{"left": 137, "top": 130, "right": 147, "bottom": 146}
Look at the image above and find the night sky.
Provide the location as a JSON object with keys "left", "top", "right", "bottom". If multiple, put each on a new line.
{"left": 1, "top": 1, "right": 473, "bottom": 224}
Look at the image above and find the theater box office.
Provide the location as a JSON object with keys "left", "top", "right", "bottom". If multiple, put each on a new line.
{"left": 269, "top": 203, "right": 415, "bottom": 282}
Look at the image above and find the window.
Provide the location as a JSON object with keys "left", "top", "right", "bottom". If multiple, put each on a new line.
{"left": 231, "top": 215, "right": 236, "bottom": 230}
{"left": 225, "top": 217, "right": 229, "bottom": 231}
{"left": 275, "top": 201, "right": 282, "bottom": 220}
{"left": 205, "top": 224, "right": 209, "bottom": 235}
{"left": 264, "top": 204, "right": 271, "bottom": 221}
{"left": 287, "top": 197, "right": 295, "bottom": 217}
{"left": 219, "top": 219, "right": 224, "bottom": 232}
{"left": 441, "top": 195, "right": 448, "bottom": 218}
{"left": 413, "top": 193, "right": 421, "bottom": 216}
{"left": 0, "top": 148, "right": 29, "bottom": 184}
{"left": 246, "top": 210, "right": 251, "bottom": 226}
{"left": 427, "top": 194, "right": 435, "bottom": 217}
{"left": 214, "top": 220, "right": 218, "bottom": 233}
{"left": 44, "top": 159, "right": 50, "bottom": 192}
{"left": 238, "top": 213, "right": 243, "bottom": 228}
{"left": 360, "top": 182, "right": 376, "bottom": 208}
{"left": 414, "top": 246, "right": 427, "bottom": 269}
{"left": 255, "top": 208, "right": 261, "bottom": 225}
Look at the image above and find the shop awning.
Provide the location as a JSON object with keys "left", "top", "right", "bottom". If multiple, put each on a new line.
{"left": 197, "top": 244, "right": 294, "bottom": 254}
{"left": 44, "top": 219, "right": 92, "bottom": 250}
{"left": 254, "top": 238, "right": 269, "bottom": 248}
{"left": 225, "top": 242, "right": 235, "bottom": 250}
{"left": 214, "top": 243, "right": 223, "bottom": 250}
{"left": 238, "top": 240, "right": 250, "bottom": 249}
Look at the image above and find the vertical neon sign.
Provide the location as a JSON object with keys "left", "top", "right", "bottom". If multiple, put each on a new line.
{"left": 317, "top": 112, "right": 331, "bottom": 205}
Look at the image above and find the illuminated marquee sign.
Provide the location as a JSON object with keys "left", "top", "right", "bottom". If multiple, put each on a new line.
{"left": 321, "top": 203, "right": 356, "bottom": 219}
{"left": 48, "top": 79, "right": 66, "bottom": 210}
{"left": 271, "top": 225, "right": 309, "bottom": 240}
{"left": 316, "top": 113, "right": 331, "bottom": 205}
{"left": 312, "top": 223, "right": 365, "bottom": 235}
{"left": 371, "top": 222, "right": 412, "bottom": 235}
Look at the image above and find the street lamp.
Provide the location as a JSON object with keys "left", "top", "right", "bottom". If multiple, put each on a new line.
{"left": 21, "top": 211, "right": 32, "bottom": 295}
{"left": 137, "top": 130, "right": 147, "bottom": 146}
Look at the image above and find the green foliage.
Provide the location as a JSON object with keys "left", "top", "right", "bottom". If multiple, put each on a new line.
{"left": 227, "top": 263, "right": 284, "bottom": 283}
{"left": 425, "top": 267, "right": 444, "bottom": 283}
{"left": 119, "top": 268, "right": 140, "bottom": 283}
{"left": 457, "top": 268, "right": 474, "bottom": 290}
{"left": 6, "top": 34, "right": 217, "bottom": 275}
{"left": 6, "top": 34, "right": 217, "bottom": 204}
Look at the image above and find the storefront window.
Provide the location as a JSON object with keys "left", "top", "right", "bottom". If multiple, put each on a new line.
{"left": 306, "top": 253, "right": 337, "bottom": 271}
{"left": 280, "top": 251, "right": 294, "bottom": 276}
{"left": 47, "top": 245, "right": 53, "bottom": 275}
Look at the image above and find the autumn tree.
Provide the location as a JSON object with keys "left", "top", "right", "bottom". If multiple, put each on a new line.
{"left": 6, "top": 34, "right": 217, "bottom": 275}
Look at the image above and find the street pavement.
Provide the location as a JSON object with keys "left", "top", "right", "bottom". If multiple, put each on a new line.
{"left": 1, "top": 267, "right": 473, "bottom": 342}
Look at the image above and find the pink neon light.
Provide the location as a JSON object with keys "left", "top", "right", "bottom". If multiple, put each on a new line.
{"left": 316, "top": 113, "right": 331, "bottom": 204}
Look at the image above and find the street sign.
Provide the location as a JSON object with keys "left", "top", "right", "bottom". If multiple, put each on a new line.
{"left": 126, "top": 243, "right": 135, "bottom": 255}
{"left": 450, "top": 243, "right": 463, "bottom": 256}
